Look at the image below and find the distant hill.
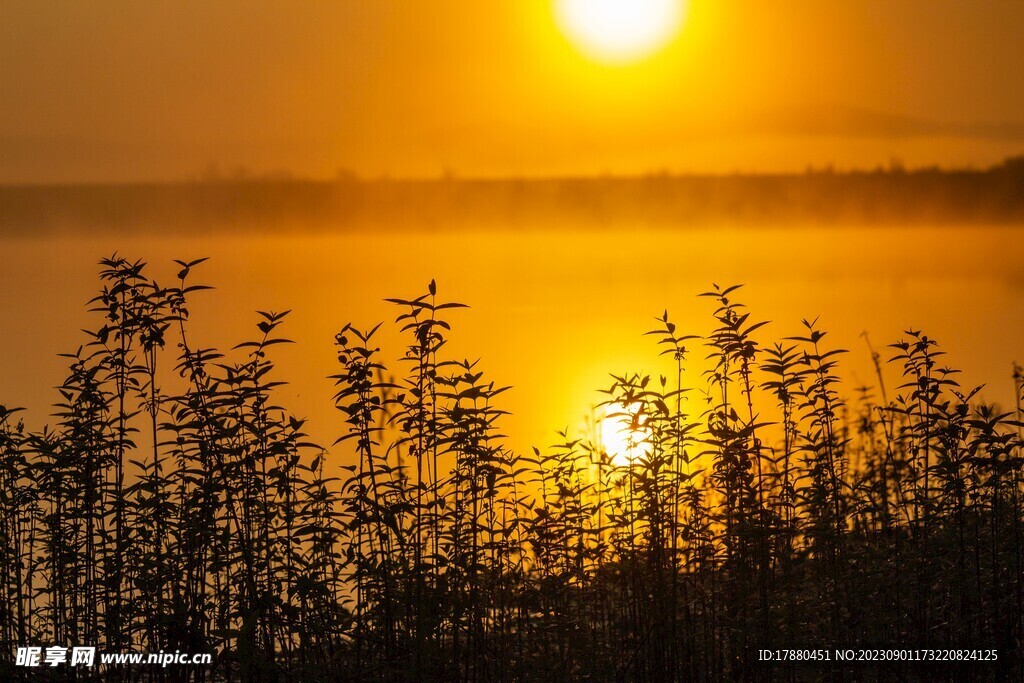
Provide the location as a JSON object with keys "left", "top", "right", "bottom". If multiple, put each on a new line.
{"left": 2, "top": 158, "right": 1023, "bottom": 234}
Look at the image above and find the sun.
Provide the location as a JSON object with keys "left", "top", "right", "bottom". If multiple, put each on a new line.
{"left": 555, "top": 0, "right": 687, "bottom": 64}
{"left": 599, "top": 402, "right": 648, "bottom": 467}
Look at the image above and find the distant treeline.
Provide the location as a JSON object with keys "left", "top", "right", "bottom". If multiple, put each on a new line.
{"left": 2, "top": 157, "right": 1024, "bottom": 234}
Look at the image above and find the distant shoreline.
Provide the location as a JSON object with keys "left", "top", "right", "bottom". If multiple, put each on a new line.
{"left": 2, "top": 159, "right": 1023, "bottom": 234}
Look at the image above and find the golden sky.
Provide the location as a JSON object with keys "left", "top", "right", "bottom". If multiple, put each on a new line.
{"left": 2, "top": 0, "right": 1024, "bottom": 182}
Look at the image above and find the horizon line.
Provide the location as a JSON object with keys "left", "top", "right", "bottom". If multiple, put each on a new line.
{"left": 2, "top": 155, "right": 1023, "bottom": 189}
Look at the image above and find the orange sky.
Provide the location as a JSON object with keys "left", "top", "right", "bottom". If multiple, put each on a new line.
{"left": 2, "top": 0, "right": 1024, "bottom": 182}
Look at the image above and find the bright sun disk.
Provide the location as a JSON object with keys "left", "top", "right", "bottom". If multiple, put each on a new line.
{"left": 600, "top": 403, "right": 648, "bottom": 467}
{"left": 556, "top": 0, "right": 686, "bottom": 64}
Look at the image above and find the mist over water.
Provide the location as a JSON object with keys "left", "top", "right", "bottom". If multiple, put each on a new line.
{"left": 2, "top": 219, "right": 1021, "bottom": 458}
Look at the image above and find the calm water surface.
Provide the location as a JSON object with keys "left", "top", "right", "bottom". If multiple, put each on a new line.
{"left": 2, "top": 222, "right": 1022, "bottom": 456}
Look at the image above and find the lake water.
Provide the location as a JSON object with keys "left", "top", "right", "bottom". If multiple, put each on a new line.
{"left": 2, "top": 222, "right": 1022, "bottom": 456}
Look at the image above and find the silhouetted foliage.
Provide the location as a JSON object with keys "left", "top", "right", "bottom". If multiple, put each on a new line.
{"left": 0, "top": 258, "right": 1021, "bottom": 681}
